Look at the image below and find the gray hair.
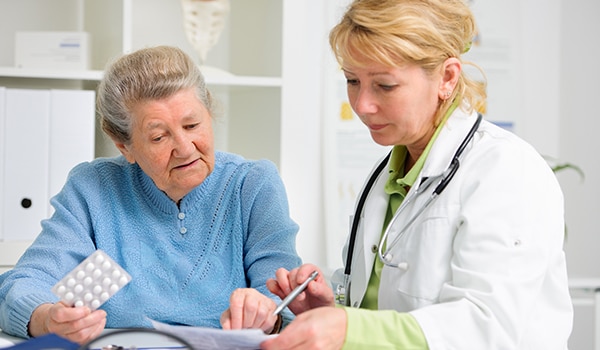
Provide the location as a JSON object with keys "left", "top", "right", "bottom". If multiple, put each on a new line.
{"left": 97, "top": 45, "right": 215, "bottom": 144}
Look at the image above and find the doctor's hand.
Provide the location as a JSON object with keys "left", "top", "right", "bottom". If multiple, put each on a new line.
{"left": 28, "top": 302, "right": 106, "bottom": 344}
{"left": 267, "top": 265, "right": 335, "bottom": 315}
{"left": 260, "top": 306, "right": 346, "bottom": 350}
{"left": 221, "top": 288, "right": 280, "bottom": 334}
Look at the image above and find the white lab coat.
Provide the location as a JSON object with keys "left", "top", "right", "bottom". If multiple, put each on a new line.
{"left": 343, "top": 108, "right": 573, "bottom": 349}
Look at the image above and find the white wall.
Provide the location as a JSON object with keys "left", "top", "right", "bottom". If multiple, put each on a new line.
{"left": 279, "top": 0, "right": 327, "bottom": 267}
{"left": 559, "top": 1, "right": 600, "bottom": 348}
{"left": 560, "top": 0, "right": 600, "bottom": 281}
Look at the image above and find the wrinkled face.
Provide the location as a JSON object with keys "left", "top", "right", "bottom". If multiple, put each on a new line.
{"left": 343, "top": 59, "right": 442, "bottom": 151}
{"left": 116, "top": 88, "right": 215, "bottom": 203}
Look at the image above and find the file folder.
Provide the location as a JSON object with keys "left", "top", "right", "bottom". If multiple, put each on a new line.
{"left": 2, "top": 88, "right": 51, "bottom": 241}
{"left": 48, "top": 89, "right": 95, "bottom": 209}
{"left": 0, "top": 87, "right": 5, "bottom": 241}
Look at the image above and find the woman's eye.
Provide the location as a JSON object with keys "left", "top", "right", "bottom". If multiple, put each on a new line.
{"left": 185, "top": 123, "right": 200, "bottom": 130}
{"left": 346, "top": 78, "right": 359, "bottom": 86}
{"left": 150, "top": 133, "right": 165, "bottom": 142}
{"left": 378, "top": 84, "right": 396, "bottom": 91}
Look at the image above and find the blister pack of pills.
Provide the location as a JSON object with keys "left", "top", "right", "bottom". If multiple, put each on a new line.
{"left": 52, "top": 250, "right": 132, "bottom": 309}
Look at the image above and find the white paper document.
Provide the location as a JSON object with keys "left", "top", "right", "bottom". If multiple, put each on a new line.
{"left": 151, "top": 320, "right": 276, "bottom": 350}
{"left": 0, "top": 338, "right": 15, "bottom": 349}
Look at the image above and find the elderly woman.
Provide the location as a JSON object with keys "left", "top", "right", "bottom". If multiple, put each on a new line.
{"left": 0, "top": 45, "right": 301, "bottom": 344}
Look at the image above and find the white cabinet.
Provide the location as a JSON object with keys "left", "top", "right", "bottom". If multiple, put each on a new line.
{"left": 0, "top": 0, "right": 325, "bottom": 268}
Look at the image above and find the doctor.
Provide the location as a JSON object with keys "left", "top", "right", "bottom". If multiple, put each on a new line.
{"left": 222, "top": 0, "right": 573, "bottom": 348}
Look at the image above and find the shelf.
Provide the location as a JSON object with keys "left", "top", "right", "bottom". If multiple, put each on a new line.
{"left": 0, "top": 67, "right": 103, "bottom": 81}
{"left": 0, "top": 66, "right": 282, "bottom": 87}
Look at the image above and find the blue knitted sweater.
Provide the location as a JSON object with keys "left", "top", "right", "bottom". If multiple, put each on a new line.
{"left": 0, "top": 152, "right": 301, "bottom": 338}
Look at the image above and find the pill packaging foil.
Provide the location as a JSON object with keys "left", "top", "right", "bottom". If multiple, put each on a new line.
{"left": 52, "top": 250, "right": 132, "bottom": 309}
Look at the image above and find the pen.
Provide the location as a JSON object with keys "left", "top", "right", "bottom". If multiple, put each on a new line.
{"left": 273, "top": 270, "right": 319, "bottom": 316}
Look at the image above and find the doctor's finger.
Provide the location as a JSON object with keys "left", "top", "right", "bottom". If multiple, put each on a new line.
{"left": 260, "top": 320, "right": 316, "bottom": 350}
{"left": 274, "top": 267, "right": 294, "bottom": 294}
{"left": 294, "top": 264, "right": 323, "bottom": 284}
{"left": 266, "top": 278, "right": 286, "bottom": 299}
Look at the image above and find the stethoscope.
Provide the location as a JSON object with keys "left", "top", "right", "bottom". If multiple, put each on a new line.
{"left": 337, "top": 113, "right": 482, "bottom": 306}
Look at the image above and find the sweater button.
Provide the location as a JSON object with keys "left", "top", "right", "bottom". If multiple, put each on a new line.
{"left": 178, "top": 212, "right": 185, "bottom": 220}
{"left": 370, "top": 244, "right": 377, "bottom": 254}
{"left": 180, "top": 227, "right": 187, "bottom": 234}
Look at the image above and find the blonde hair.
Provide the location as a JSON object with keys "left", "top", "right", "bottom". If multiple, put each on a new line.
{"left": 329, "top": 0, "right": 486, "bottom": 123}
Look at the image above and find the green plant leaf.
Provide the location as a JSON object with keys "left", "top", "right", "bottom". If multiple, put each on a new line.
{"left": 543, "top": 156, "right": 585, "bottom": 182}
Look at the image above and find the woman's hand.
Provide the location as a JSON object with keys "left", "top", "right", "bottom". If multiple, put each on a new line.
{"left": 221, "top": 288, "right": 279, "bottom": 333}
{"left": 260, "top": 306, "right": 347, "bottom": 350}
{"left": 28, "top": 302, "right": 106, "bottom": 344}
{"left": 267, "top": 264, "right": 335, "bottom": 315}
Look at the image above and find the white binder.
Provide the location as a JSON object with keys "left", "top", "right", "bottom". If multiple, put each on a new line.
{"left": 48, "top": 89, "right": 95, "bottom": 207}
{"left": 0, "top": 87, "right": 5, "bottom": 241}
{"left": 2, "top": 88, "right": 51, "bottom": 241}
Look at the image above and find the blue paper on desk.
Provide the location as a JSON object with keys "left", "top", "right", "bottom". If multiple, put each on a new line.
{"left": 1, "top": 333, "right": 78, "bottom": 350}
{"left": 151, "top": 320, "right": 276, "bottom": 350}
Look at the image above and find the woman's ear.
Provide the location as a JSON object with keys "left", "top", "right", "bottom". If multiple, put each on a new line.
{"left": 114, "top": 141, "right": 135, "bottom": 164}
{"left": 438, "top": 57, "right": 461, "bottom": 100}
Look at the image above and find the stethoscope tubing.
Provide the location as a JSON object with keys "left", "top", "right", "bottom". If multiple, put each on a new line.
{"left": 342, "top": 113, "right": 482, "bottom": 300}
{"left": 343, "top": 150, "right": 392, "bottom": 277}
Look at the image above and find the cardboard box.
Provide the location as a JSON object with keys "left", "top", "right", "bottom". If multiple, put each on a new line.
{"left": 15, "top": 31, "right": 91, "bottom": 70}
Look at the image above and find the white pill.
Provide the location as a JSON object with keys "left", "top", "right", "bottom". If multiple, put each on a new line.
{"left": 86, "top": 262, "right": 95, "bottom": 271}
{"left": 100, "top": 292, "right": 110, "bottom": 301}
{"left": 83, "top": 276, "right": 93, "bottom": 286}
{"left": 112, "top": 270, "right": 121, "bottom": 279}
{"left": 67, "top": 278, "right": 76, "bottom": 287}
{"left": 74, "top": 284, "right": 84, "bottom": 293}
{"left": 84, "top": 293, "right": 93, "bottom": 302}
{"left": 56, "top": 285, "right": 66, "bottom": 294}
{"left": 75, "top": 300, "right": 84, "bottom": 307}
{"left": 91, "top": 300, "right": 101, "bottom": 309}
{"left": 76, "top": 270, "right": 86, "bottom": 279}
{"left": 95, "top": 254, "right": 105, "bottom": 264}
{"left": 93, "top": 285, "right": 103, "bottom": 294}
{"left": 109, "top": 284, "right": 119, "bottom": 294}
{"left": 65, "top": 292, "right": 74, "bottom": 301}
{"left": 102, "top": 261, "right": 111, "bottom": 270}
{"left": 93, "top": 269, "right": 102, "bottom": 278}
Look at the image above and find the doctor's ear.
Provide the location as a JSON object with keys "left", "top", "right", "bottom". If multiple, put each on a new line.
{"left": 438, "top": 57, "right": 461, "bottom": 100}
